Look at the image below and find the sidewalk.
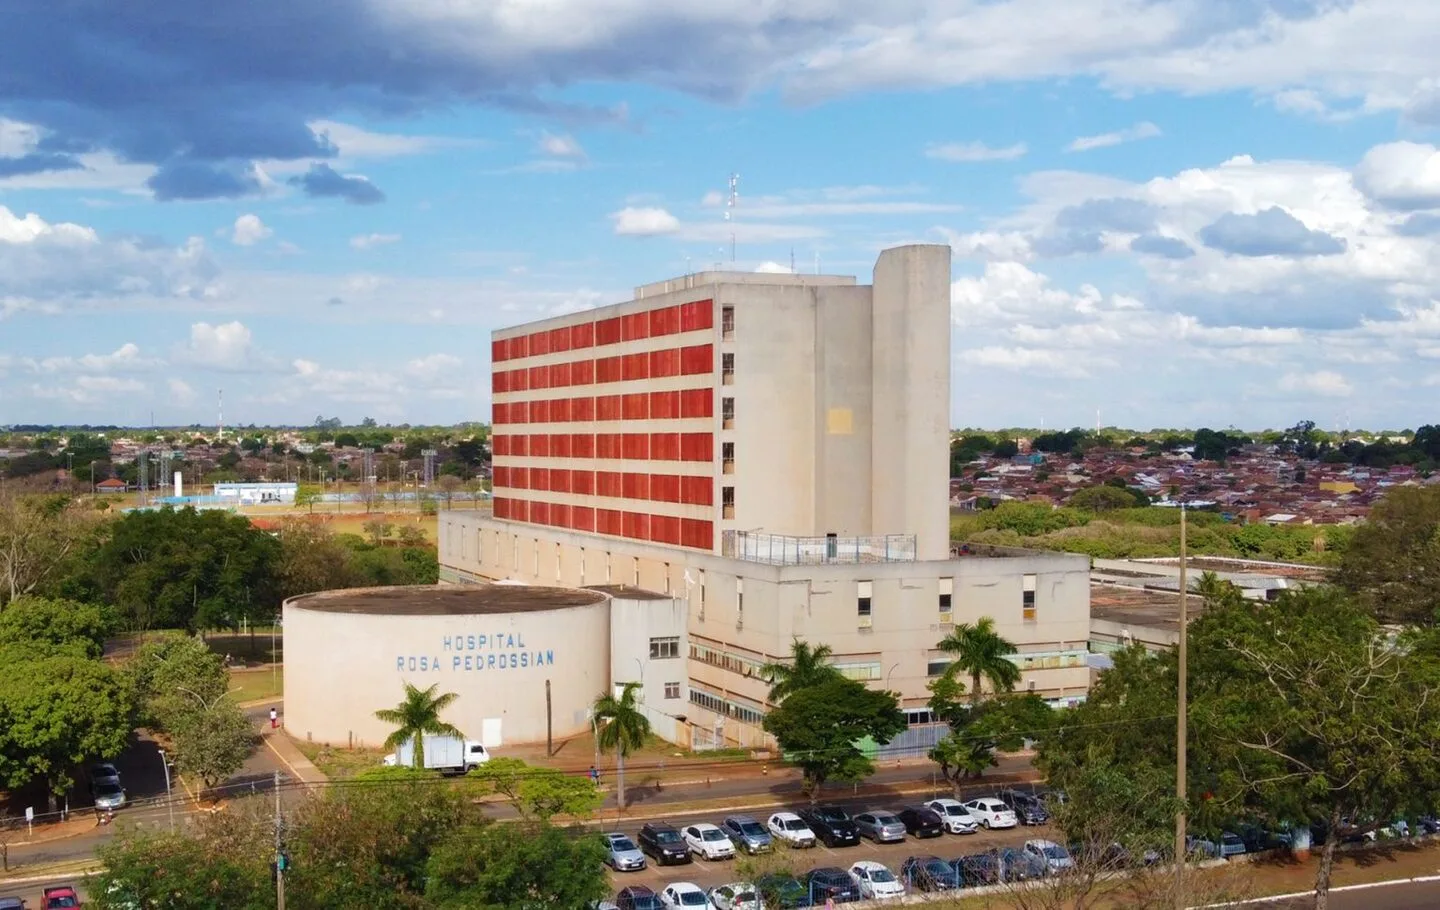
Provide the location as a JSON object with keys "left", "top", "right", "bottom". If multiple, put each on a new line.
{"left": 258, "top": 719, "right": 328, "bottom": 788}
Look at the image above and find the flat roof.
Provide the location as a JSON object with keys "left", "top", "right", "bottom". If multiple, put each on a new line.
{"left": 286, "top": 585, "right": 607, "bottom": 616}
{"left": 1090, "top": 583, "right": 1201, "bottom": 633}
{"left": 584, "top": 584, "right": 674, "bottom": 601}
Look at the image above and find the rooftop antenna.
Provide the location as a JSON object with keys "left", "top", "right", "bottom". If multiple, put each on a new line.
{"left": 217, "top": 388, "right": 223, "bottom": 441}
{"left": 724, "top": 173, "right": 739, "bottom": 264}
{"left": 790, "top": 247, "right": 795, "bottom": 273}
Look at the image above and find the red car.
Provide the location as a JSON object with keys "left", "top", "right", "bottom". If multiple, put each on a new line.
{"left": 41, "top": 887, "right": 80, "bottom": 909}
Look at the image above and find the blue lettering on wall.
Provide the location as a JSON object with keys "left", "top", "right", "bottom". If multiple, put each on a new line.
{"left": 396, "top": 639, "right": 558, "bottom": 673}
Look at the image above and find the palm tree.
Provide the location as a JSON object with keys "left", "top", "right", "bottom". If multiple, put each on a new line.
{"left": 761, "top": 638, "right": 843, "bottom": 703}
{"left": 936, "top": 617, "right": 1020, "bottom": 706}
{"left": 374, "top": 682, "right": 463, "bottom": 769}
{"left": 593, "top": 682, "right": 651, "bottom": 810}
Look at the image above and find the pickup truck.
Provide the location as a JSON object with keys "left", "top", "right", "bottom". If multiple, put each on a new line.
{"left": 41, "top": 886, "right": 80, "bottom": 909}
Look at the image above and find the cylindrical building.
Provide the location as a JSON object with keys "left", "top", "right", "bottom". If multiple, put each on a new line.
{"left": 282, "top": 585, "right": 610, "bottom": 748}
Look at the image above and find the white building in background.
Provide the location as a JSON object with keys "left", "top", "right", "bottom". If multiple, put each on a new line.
{"left": 212, "top": 481, "right": 297, "bottom": 505}
{"left": 439, "top": 244, "right": 1092, "bottom": 749}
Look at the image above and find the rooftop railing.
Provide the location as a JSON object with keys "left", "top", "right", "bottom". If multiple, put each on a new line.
{"left": 722, "top": 531, "right": 917, "bottom": 565}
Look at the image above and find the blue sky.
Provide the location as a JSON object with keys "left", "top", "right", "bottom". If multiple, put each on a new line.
{"left": 3, "top": 1, "right": 1440, "bottom": 430}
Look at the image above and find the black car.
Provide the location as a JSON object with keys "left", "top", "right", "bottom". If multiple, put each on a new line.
{"left": 636, "top": 822, "right": 691, "bottom": 865}
{"left": 953, "top": 853, "right": 999, "bottom": 885}
{"left": 997, "top": 789, "right": 1050, "bottom": 826}
{"left": 897, "top": 805, "right": 945, "bottom": 839}
{"left": 805, "top": 867, "right": 860, "bottom": 904}
{"left": 797, "top": 806, "right": 861, "bottom": 847}
{"left": 616, "top": 886, "right": 665, "bottom": 910}
{"left": 754, "top": 874, "right": 813, "bottom": 909}
{"left": 900, "top": 855, "right": 962, "bottom": 892}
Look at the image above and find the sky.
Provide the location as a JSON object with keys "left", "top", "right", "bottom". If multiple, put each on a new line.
{"left": 2, "top": 1, "right": 1440, "bottom": 431}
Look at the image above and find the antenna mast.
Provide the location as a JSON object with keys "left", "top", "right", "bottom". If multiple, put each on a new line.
{"left": 724, "top": 173, "right": 739, "bottom": 263}
{"left": 217, "top": 389, "right": 224, "bottom": 441}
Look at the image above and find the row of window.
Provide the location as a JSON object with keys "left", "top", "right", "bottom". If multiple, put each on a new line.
{"left": 492, "top": 389, "right": 715, "bottom": 425}
{"left": 689, "top": 686, "right": 766, "bottom": 726}
{"left": 494, "top": 467, "right": 716, "bottom": 505}
{"left": 492, "top": 300, "right": 715, "bottom": 363}
{"left": 493, "top": 344, "right": 715, "bottom": 392}
{"left": 493, "top": 497, "right": 715, "bottom": 549}
{"left": 493, "top": 431, "right": 715, "bottom": 462}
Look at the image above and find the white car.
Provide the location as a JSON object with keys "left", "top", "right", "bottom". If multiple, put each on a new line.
{"left": 766, "top": 812, "right": 817, "bottom": 848}
{"left": 709, "top": 882, "right": 764, "bottom": 910}
{"left": 662, "top": 882, "right": 716, "bottom": 909}
{"left": 684, "top": 823, "right": 737, "bottom": 860}
{"left": 962, "top": 797, "right": 1018, "bottom": 829}
{"left": 1024, "top": 839, "right": 1075, "bottom": 873}
{"left": 849, "top": 861, "right": 905, "bottom": 900}
{"left": 924, "top": 798, "right": 980, "bottom": 834}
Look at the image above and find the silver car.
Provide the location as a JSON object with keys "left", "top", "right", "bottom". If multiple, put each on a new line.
{"left": 604, "top": 832, "right": 648, "bottom": 871}
{"left": 721, "top": 815, "right": 772, "bottom": 854}
{"left": 854, "top": 811, "right": 907, "bottom": 843}
{"left": 92, "top": 780, "right": 126, "bottom": 811}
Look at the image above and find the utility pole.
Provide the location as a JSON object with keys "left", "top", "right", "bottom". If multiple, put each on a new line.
{"left": 1174, "top": 504, "right": 1188, "bottom": 908}
{"left": 274, "top": 770, "right": 287, "bottom": 910}
{"left": 546, "top": 679, "right": 553, "bottom": 757}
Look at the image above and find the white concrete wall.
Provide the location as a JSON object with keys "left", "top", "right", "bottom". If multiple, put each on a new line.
{"left": 813, "top": 285, "right": 875, "bottom": 536}
{"left": 283, "top": 594, "right": 611, "bottom": 748}
{"left": 870, "top": 245, "right": 953, "bottom": 560}
{"left": 606, "top": 591, "right": 690, "bottom": 715}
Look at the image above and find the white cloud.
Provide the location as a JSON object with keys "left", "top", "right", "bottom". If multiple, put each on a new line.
{"left": 1066, "top": 121, "right": 1162, "bottom": 153}
{"left": 28, "top": 343, "right": 159, "bottom": 374}
{"left": 230, "top": 214, "right": 272, "bottom": 246}
{"left": 700, "top": 191, "right": 725, "bottom": 207}
{"left": 30, "top": 375, "right": 146, "bottom": 404}
{"left": 306, "top": 120, "right": 470, "bottom": 158}
{"left": 350, "top": 232, "right": 402, "bottom": 250}
{"left": 1353, "top": 141, "right": 1440, "bottom": 210}
{"left": 405, "top": 353, "right": 463, "bottom": 382}
{"left": 176, "top": 321, "right": 261, "bottom": 371}
{"left": 925, "top": 141, "right": 1028, "bottom": 162}
{"left": 0, "top": 205, "right": 97, "bottom": 245}
{"left": 168, "top": 377, "right": 198, "bottom": 406}
{"left": 1278, "top": 370, "right": 1353, "bottom": 397}
{"left": 754, "top": 261, "right": 794, "bottom": 274}
{"left": 538, "top": 132, "right": 586, "bottom": 160}
{"left": 611, "top": 206, "right": 681, "bottom": 236}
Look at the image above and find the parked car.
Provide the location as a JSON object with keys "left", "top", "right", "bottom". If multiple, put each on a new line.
{"left": 996, "top": 847, "right": 1047, "bottom": 882}
{"left": 709, "top": 883, "right": 763, "bottom": 910}
{"left": 0, "top": 898, "right": 26, "bottom": 910}
{"left": 1068, "top": 840, "right": 1134, "bottom": 869}
{"left": 1186, "top": 836, "right": 1221, "bottom": 859}
{"left": 41, "top": 888, "right": 80, "bottom": 910}
{"left": 604, "top": 832, "right": 647, "bottom": 871}
{"left": 638, "top": 822, "right": 693, "bottom": 865}
{"left": 1023, "top": 839, "right": 1074, "bottom": 873}
{"left": 798, "top": 806, "right": 860, "bottom": 847}
{"left": 661, "top": 883, "right": 715, "bottom": 909}
{"left": 684, "top": 823, "right": 736, "bottom": 860}
{"left": 805, "top": 867, "right": 860, "bottom": 904}
{"left": 923, "top": 798, "right": 979, "bottom": 834}
{"left": 953, "top": 853, "right": 999, "bottom": 886}
{"left": 853, "top": 811, "right": 907, "bottom": 843}
{"left": 897, "top": 806, "right": 944, "bottom": 839}
{"left": 91, "top": 779, "right": 126, "bottom": 811}
{"left": 962, "top": 798, "right": 1018, "bottom": 829}
{"left": 616, "top": 886, "right": 666, "bottom": 910}
{"left": 1219, "top": 832, "right": 1247, "bottom": 858}
{"left": 899, "top": 855, "right": 962, "bottom": 892}
{"left": 753, "top": 874, "right": 812, "bottom": 909}
{"left": 848, "top": 861, "right": 905, "bottom": 900}
{"left": 997, "top": 789, "right": 1051, "bottom": 826}
{"left": 767, "top": 811, "right": 817, "bottom": 848}
{"left": 722, "top": 815, "right": 772, "bottom": 854}
{"left": 592, "top": 902, "right": 621, "bottom": 910}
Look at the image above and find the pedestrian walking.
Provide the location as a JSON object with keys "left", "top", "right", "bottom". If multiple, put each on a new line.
{"left": 589, "top": 765, "right": 600, "bottom": 784}
{"left": 269, "top": 707, "right": 279, "bottom": 729}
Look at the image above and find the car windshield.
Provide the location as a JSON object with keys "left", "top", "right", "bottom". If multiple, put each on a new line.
{"left": 784, "top": 819, "right": 807, "bottom": 830}
{"left": 679, "top": 891, "right": 708, "bottom": 906}
{"left": 655, "top": 831, "right": 682, "bottom": 844}
{"left": 1222, "top": 834, "right": 1243, "bottom": 845}
{"left": 95, "top": 782, "right": 122, "bottom": 796}
{"left": 732, "top": 892, "right": 756, "bottom": 904}
{"left": 738, "top": 822, "right": 764, "bottom": 835}
{"left": 1041, "top": 845, "right": 1069, "bottom": 859}
{"left": 940, "top": 805, "right": 964, "bottom": 815}
{"left": 874, "top": 814, "right": 899, "bottom": 824}
{"left": 612, "top": 838, "right": 638, "bottom": 851}
{"left": 818, "top": 808, "right": 849, "bottom": 822}
{"left": 633, "top": 897, "right": 664, "bottom": 910}
{"left": 703, "top": 829, "right": 727, "bottom": 841}
{"left": 868, "top": 868, "right": 896, "bottom": 882}
{"left": 926, "top": 860, "right": 951, "bottom": 874}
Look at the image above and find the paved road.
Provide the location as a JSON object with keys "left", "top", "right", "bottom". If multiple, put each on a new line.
{"left": 1237, "top": 879, "right": 1440, "bottom": 909}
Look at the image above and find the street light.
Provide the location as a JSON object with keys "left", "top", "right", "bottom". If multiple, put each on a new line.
{"left": 885, "top": 662, "right": 901, "bottom": 691}
{"left": 158, "top": 748, "right": 175, "bottom": 832}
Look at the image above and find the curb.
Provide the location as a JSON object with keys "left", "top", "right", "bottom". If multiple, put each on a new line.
{"left": 0, "top": 865, "right": 103, "bottom": 887}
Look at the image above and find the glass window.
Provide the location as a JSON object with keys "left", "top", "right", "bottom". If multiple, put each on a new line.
{"left": 664, "top": 682, "right": 681, "bottom": 699}
{"left": 649, "top": 637, "right": 680, "bottom": 660}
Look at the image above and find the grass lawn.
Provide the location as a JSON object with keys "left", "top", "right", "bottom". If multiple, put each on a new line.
{"left": 293, "top": 739, "right": 388, "bottom": 779}
{"left": 228, "top": 667, "right": 282, "bottom": 703}
{"left": 205, "top": 629, "right": 282, "bottom": 665}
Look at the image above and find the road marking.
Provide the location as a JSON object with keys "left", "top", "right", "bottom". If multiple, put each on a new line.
{"left": 261, "top": 731, "right": 314, "bottom": 791}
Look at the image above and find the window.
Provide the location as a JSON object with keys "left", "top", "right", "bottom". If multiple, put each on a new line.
{"left": 663, "top": 563, "right": 672, "bottom": 594}
{"left": 927, "top": 658, "right": 953, "bottom": 678}
{"left": 722, "top": 397, "right": 735, "bottom": 429}
{"left": 722, "top": 442, "right": 735, "bottom": 475}
{"left": 833, "top": 661, "right": 881, "bottom": 681}
{"left": 722, "top": 486, "right": 735, "bottom": 520}
{"left": 555, "top": 542, "right": 562, "bottom": 583}
{"left": 664, "top": 682, "right": 681, "bottom": 700}
{"left": 939, "top": 577, "right": 953, "bottom": 622}
{"left": 650, "top": 637, "right": 680, "bottom": 660}
{"left": 1023, "top": 574, "right": 1037, "bottom": 621}
{"left": 633, "top": 556, "right": 641, "bottom": 586}
{"left": 722, "top": 353, "right": 735, "bottom": 385}
{"left": 736, "top": 578, "right": 744, "bottom": 621}
{"left": 857, "top": 580, "right": 873, "bottom": 627}
{"left": 605, "top": 552, "right": 612, "bottom": 583}
{"left": 722, "top": 305, "right": 735, "bottom": 340}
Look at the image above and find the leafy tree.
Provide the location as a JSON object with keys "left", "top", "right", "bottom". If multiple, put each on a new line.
{"left": 0, "top": 493, "right": 101, "bottom": 606}
{"left": 0, "top": 596, "right": 114, "bottom": 658}
{"left": 593, "top": 682, "right": 651, "bottom": 810}
{"left": 364, "top": 518, "right": 395, "bottom": 546}
{"left": 275, "top": 519, "right": 362, "bottom": 600}
{"left": 1069, "top": 484, "right": 1139, "bottom": 512}
{"left": 1336, "top": 485, "right": 1440, "bottom": 625}
{"left": 468, "top": 757, "right": 602, "bottom": 821}
{"left": 929, "top": 689, "right": 1052, "bottom": 789}
{"left": 425, "top": 820, "right": 609, "bottom": 910}
{"left": 170, "top": 697, "right": 254, "bottom": 794}
{"left": 375, "top": 682, "right": 463, "bottom": 770}
{"left": 295, "top": 484, "right": 322, "bottom": 513}
{"left": 935, "top": 616, "right": 1021, "bottom": 705}
{"left": 436, "top": 474, "right": 463, "bottom": 508}
{"left": 760, "top": 638, "right": 842, "bottom": 703}
{"left": 334, "top": 432, "right": 360, "bottom": 448}
{"left": 127, "top": 634, "right": 230, "bottom": 733}
{"left": 96, "top": 825, "right": 269, "bottom": 910}
{"left": 761, "top": 677, "right": 905, "bottom": 800}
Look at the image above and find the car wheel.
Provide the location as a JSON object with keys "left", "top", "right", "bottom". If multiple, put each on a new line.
{"left": 983, "top": 819, "right": 991, "bottom": 829}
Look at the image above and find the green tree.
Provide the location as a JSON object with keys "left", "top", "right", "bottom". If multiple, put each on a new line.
{"left": 170, "top": 696, "right": 255, "bottom": 794}
{"left": 760, "top": 638, "right": 842, "bottom": 703}
{"left": 928, "top": 688, "right": 1052, "bottom": 790}
{"left": 275, "top": 519, "right": 362, "bottom": 600}
{"left": 0, "top": 493, "right": 102, "bottom": 607}
{"left": 127, "top": 634, "right": 229, "bottom": 732}
{"left": 295, "top": 484, "right": 322, "bottom": 514}
{"left": 0, "top": 596, "right": 114, "bottom": 658}
{"left": 935, "top": 616, "right": 1021, "bottom": 705}
{"left": 469, "top": 757, "right": 603, "bottom": 821}
{"left": 1069, "top": 484, "right": 1140, "bottom": 512}
{"left": 425, "top": 821, "right": 609, "bottom": 910}
{"left": 761, "top": 677, "right": 905, "bottom": 800}
{"left": 1336, "top": 485, "right": 1440, "bottom": 625}
{"left": 592, "top": 682, "right": 651, "bottom": 810}
{"left": 375, "top": 682, "right": 463, "bottom": 770}
{"left": 96, "top": 824, "right": 269, "bottom": 910}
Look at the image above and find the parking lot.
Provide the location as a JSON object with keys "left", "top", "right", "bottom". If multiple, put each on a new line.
{"left": 603, "top": 807, "right": 1054, "bottom": 895}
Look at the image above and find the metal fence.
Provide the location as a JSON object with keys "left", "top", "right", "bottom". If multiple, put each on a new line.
{"left": 722, "top": 531, "right": 917, "bottom": 565}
